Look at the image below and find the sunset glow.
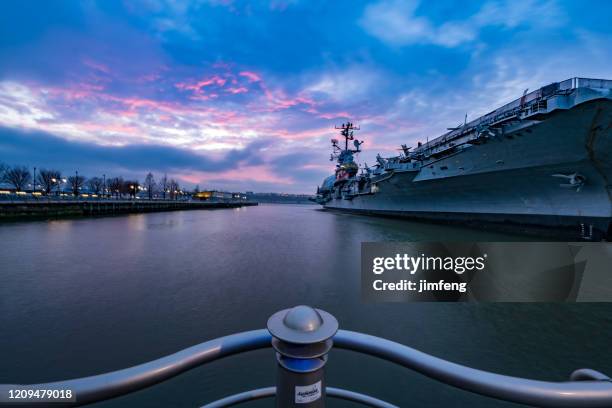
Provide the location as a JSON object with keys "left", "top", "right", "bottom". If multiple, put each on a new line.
{"left": 1, "top": 0, "right": 610, "bottom": 192}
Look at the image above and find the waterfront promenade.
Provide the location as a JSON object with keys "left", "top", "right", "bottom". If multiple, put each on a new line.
{"left": 0, "top": 199, "right": 257, "bottom": 220}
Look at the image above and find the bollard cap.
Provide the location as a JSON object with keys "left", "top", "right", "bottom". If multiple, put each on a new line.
{"left": 267, "top": 305, "right": 338, "bottom": 345}
{"left": 283, "top": 305, "right": 323, "bottom": 332}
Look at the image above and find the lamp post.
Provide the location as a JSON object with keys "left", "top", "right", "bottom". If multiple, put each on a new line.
{"left": 103, "top": 174, "right": 106, "bottom": 199}
{"left": 52, "top": 178, "right": 60, "bottom": 198}
{"left": 32, "top": 167, "right": 36, "bottom": 194}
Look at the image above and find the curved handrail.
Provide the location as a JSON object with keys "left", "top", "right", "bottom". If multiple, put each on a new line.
{"left": 2, "top": 328, "right": 611, "bottom": 407}
{"left": 0, "top": 330, "right": 271, "bottom": 407}
{"left": 200, "top": 386, "right": 399, "bottom": 408}
{"left": 201, "top": 386, "right": 275, "bottom": 408}
{"left": 334, "top": 330, "right": 612, "bottom": 408}
{"left": 327, "top": 387, "right": 398, "bottom": 408}
{"left": 570, "top": 369, "right": 612, "bottom": 382}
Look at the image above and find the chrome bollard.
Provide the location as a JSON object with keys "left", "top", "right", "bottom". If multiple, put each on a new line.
{"left": 267, "top": 305, "right": 338, "bottom": 407}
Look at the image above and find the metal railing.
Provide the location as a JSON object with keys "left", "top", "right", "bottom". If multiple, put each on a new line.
{"left": 1, "top": 306, "right": 611, "bottom": 407}
{"left": 200, "top": 387, "right": 398, "bottom": 408}
{"left": 411, "top": 76, "right": 612, "bottom": 157}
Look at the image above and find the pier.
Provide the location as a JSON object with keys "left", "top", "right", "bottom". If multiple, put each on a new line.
{"left": 0, "top": 199, "right": 258, "bottom": 220}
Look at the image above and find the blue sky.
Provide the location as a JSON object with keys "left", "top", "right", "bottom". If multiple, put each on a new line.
{"left": 0, "top": 0, "right": 610, "bottom": 192}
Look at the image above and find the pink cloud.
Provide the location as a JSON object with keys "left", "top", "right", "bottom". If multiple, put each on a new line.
{"left": 274, "top": 126, "right": 330, "bottom": 140}
{"left": 77, "top": 122, "right": 140, "bottom": 135}
{"left": 317, "top": 111, "right": 352, "bottom": 120}
{"left": 257, "top": 85, "right": 318, "bottom": 112}
{"left": 182, "top": 165, "right": 293, "bottom": 185}
{"left": 3, "top": 65, "right": 361, "bottom": 174}
{"left": 226, "top": 86, "right": 248, "bottom": 94}
{"left": 239, "top": 71, "right": 261, "bottom": 82}
{"left": 38, "top": 80, "right": 255, "bottom": 131}
{"left": 300, "top": 163, "right": 333, "bottom": 171}
{"left": 175, "top": 75, "right": 227, "bottom": 93}
{"left": 0, "top": 72, "right": 377, "bottom": 193}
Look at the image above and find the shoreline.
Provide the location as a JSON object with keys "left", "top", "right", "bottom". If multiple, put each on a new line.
{"left": 0, "top": 199, "right": 258, "bottom": 221}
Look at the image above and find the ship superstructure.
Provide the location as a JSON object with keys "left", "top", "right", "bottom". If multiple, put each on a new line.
{"left": 314, "top": 78, "right": 612, "bottom": 240}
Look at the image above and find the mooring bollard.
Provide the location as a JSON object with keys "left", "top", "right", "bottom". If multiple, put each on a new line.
{"left": 267, "top": 305, "right": 338, "bottom": 407}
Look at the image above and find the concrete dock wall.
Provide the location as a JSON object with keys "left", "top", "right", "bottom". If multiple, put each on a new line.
{"left": 0, "top": 200, "right": 258, "bottom": 220}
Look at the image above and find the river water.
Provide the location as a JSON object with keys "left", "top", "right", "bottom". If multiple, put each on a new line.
{"left": 1, "top": 204, "right": 611, "bottom": 407}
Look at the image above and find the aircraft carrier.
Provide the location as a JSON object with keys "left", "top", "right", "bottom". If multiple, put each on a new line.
{"left": 313, "top": 78, "right": 612, "bottom": 240}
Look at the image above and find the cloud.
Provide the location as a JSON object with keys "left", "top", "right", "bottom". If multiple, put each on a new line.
{"left": 360, "top": 0, "right": 565, "bottom": 48}
{"left": 0, "top": 0, "right": 609, "bottom": 194}
{"left": 473, "top": 0, "right": 565, "bottom": 29}
{"left": 0, "top": 126, "right": 218, "bottom": 173}
{"left": 0, "top": 126, "right": 275, "bottom": 178}
{"left": 0, "top": 55, "right": 343, "bottom": 192}
{"left": 0, "top": 126, "right": 328, "bottom": 192}
{"left": 239, "top": 71, "right": 261, "bottom": 82}
{"left": 304, "top": 66, "right": 384, "bottom": 103}
{"left": 0, "top": 77, "right": 270, "bottom": 149}
{"left": 360, "top": 0, "right": 436, "bottom": 47}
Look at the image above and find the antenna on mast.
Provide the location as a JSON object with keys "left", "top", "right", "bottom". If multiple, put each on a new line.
{"left": 334, "top": 122, "right": 361, "bottom": 150}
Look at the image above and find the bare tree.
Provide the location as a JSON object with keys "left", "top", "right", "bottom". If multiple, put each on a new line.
{"left": 87, "top": 177, "right": 104, "bottom": 195}
{"left": 107, "top": 177, "right": 123, "bottom": 199}
{"left": 160, "top": 173, "right": 168, "bottom": 200}
{"left": 0, "top": 163, "right": 7, "bottom": 181}
{"left": 143, "top": 172, "right": 156, "bottom": 200}
{"left": 4, "top": 166, "right": 31, "bottom": 191}
{"left": 168, "top": 179, "right": 180, "bottom": 200}
{"left": 68, "top": 174, "right": 86, "bottom": 196}
{"left": 37, "top": 169, "right": 61, "bottom": 195}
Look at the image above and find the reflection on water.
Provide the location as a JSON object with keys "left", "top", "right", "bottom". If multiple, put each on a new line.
{"left": 0, "top": 204, "right": 611, "bottom": 407}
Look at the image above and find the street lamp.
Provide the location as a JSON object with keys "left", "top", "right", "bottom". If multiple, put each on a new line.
{"left": 103, "top": 174, "right": 106, "bottom": 199}
{"left": 33, "top": 167, "right": 36, "bottom": 193}
{"left": 52, "top": 178, "right": 60, "bottom": 197}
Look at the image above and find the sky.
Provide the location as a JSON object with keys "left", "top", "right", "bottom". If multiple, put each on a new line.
{"left": 0, "top": 0, "right": 611, "bottom": 193}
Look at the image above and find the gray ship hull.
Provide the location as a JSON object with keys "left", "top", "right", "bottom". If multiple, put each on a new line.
{"left": 323, "top": 99, "right": 612, "bottom": 239}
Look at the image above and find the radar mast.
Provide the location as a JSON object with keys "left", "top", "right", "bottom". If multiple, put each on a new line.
{"left": 329, "top": 122, "right": 363, "bottom": 182}
{"left": 330, "top": 122, "right": 362, "bottom": 161}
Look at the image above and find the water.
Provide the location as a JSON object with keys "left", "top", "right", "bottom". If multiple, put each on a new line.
{"left": 1, "top": 204, "right": 611, "bottom": 407}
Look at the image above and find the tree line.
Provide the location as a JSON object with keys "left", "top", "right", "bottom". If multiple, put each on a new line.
{"left": 0, "top": 163, "right": 187, "bottom": 200}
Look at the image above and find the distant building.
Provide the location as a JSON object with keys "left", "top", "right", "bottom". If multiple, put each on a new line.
{"left": 193, "top": 191, "right": 213, "bottom": 200}
{"left": 192, "top": 191, "right": 247, "bottom": 201}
